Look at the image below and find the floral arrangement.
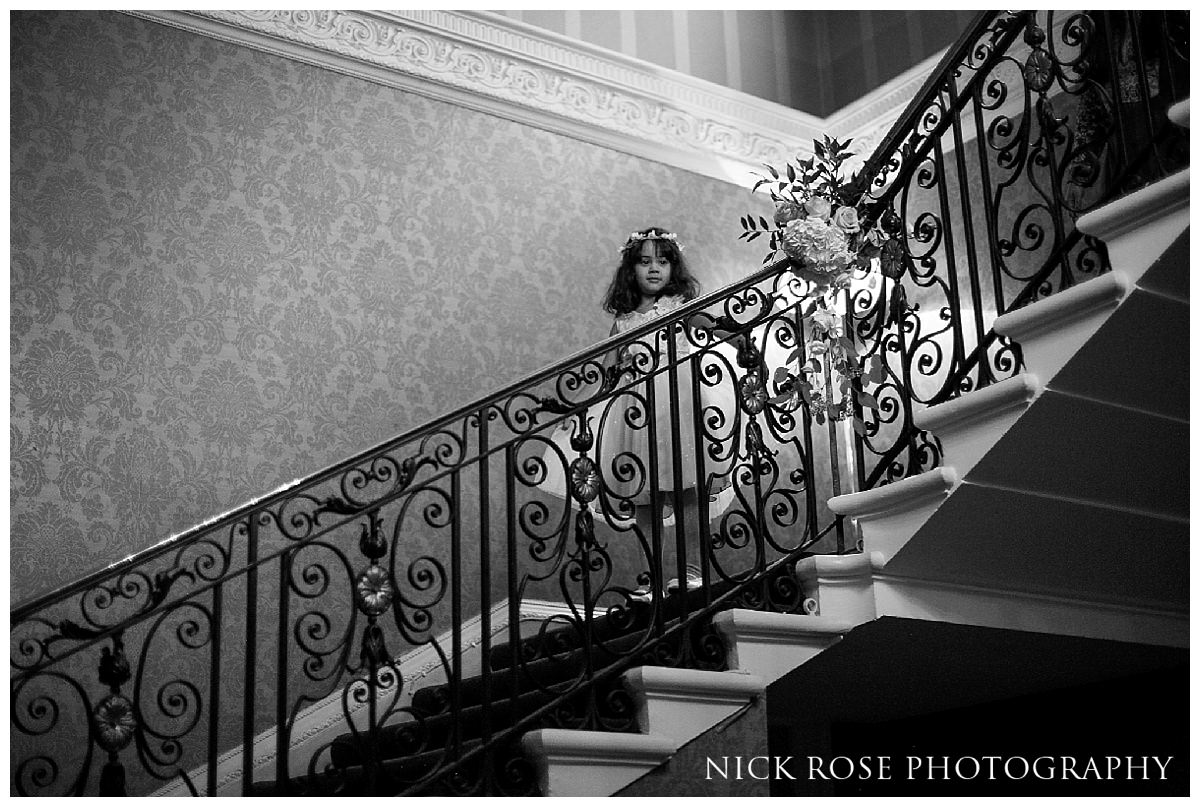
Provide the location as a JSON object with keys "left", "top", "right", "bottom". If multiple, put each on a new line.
{"left": 739, "top": 135, "right": 904, "bottom": 435}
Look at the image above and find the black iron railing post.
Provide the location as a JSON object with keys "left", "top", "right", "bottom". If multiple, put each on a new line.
{"left": 503, "top": 443, "right": 522, "bottom": 748}
{"left": 355, "top": 509, "right": 391, "bottom": 795}
{"left": 664, "top": 326, "right": 690, "bottom": 624}
{"left": 644, "top": 341, "right": 665, "bottom": 634}
{"left": 273, "top": 548, "right": 291, "bottom": 794}
{"left": 688, "top": 346, "right": 712, "bottom": 607}
{"left": 206, "top": 583, "right": 223, "bottom": 796}
{"left": 449, "top": 468, "right": 463, "bottom": 757}
{"left": 240, "top": 515, "right": 259, "bottom": 796}
{"left": 735, "top": 333, "right": 768, "bottom": 577}
{"left": 94, "top": 632, "right": 133, "bottom": 796}
{"left": 477, "top": 406, "right": 494, "bottom": 791}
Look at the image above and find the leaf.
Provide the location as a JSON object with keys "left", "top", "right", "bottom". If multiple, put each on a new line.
{"left": 766, "top": 164, "right": 780, "bottom": 179}
{"left": 758, "top": 216, "right": 770, "bottom": 231}
{"left": 852, "top": 416, "right": 867, "bottom": 436}
{"left": 747, "top": 231, "right": 762, "bottom": 242}
{"left": 786, "top": 163, "right": 796, "bottom": 183}
{"left": 773, "top": 365, "right": 793, "bottom": 386}
{"left": 856, "top": 390, "right": 880, "bottom": 410}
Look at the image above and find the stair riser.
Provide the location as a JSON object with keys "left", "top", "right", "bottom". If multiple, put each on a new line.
{"left": 722, "top": 638, "right": 838, "bottom": 685}
{"left": 522, "top": 729, "right": 676, "bottom": 798}
{"left": 1102, "top": 209, "right": 1190, "bottom": 292}
{"left": 914, "top": 375, "right": 1043, "bottom": 478}
{"left": 794, "top": 554, "right": 878, "bottom": 625}
{"left": 622, "top": 667, "right": 764, "bottom": 747}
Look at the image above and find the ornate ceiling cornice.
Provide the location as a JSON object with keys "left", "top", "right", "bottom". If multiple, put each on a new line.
{"left": 125, "top": 9, "right": 938, "bottom": 187}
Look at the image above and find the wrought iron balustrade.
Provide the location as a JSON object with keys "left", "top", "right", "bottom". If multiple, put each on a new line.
{"left": 847, "top": 9, "right": 1188, "bottom": 489}
{"left": 11, "top": 261, "right": 855, "bottom": 796}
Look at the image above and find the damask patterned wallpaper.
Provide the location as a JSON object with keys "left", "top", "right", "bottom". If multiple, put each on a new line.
{"left": 9, "top": 11, "right": 770, "bottom": 605}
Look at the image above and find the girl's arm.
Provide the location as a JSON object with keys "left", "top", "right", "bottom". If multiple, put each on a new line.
{"left": 601, "top": 320, "right": 620, "bottom": 369}
{"left": 601, "top": 319, "right": 633, "bottom": 389}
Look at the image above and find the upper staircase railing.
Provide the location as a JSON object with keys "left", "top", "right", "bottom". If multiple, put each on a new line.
{"left": 848, "top": 9, "right": 1188, "bottom": 489}
{"left": 10, "top": 9, "right": 1189, "bottom": 798}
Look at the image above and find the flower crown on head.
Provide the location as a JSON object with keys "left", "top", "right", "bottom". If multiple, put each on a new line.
{"left": 620, "top": 230, "right": 684, "bottom": 255}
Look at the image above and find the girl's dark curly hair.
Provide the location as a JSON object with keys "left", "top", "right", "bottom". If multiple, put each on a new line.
{"left": 602, "top": 226, "right": 700, "bottom": 315}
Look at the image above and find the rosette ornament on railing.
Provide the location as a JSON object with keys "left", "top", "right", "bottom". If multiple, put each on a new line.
{"left": 11, "top": 261, "right": 846, "bottom": 796}
{"left": 743, "top": 10, "right": 1188, "bottom": 491}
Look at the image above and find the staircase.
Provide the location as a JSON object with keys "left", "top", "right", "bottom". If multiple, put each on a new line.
{"left": 764, "top": 113, "right": 1190, "bottom": 796}
{"left": 526, "top": 167, "right": 1191, "bottom": 796}
{"left": 300, "top": 158, "right": 1190, "bottom": 799}
{"left": 9, "top": 12, "right": 1189, "bottom": 798}
{"left": 828, "top": 165, "right": 1189, "bottom": 634}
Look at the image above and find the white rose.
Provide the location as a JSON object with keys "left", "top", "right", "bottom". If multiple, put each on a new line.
{"left": 804, "top": 196, "right": 832, "bottom": 220}
{"left": 832, "top": 205, "right": 860, "bottom": 234}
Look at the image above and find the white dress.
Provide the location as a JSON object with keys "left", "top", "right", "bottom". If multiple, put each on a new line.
{"left": 538, "top": 295, "right": 737, "bottom": 515}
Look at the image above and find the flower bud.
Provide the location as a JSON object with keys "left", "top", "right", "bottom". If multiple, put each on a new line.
{"left": 773, "top": 201, "right": 804, "bottom": 227}
{"left": 804, "top": 196, "right": 832, "bottom": 220}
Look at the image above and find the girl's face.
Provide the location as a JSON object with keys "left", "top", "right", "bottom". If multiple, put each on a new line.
{"left": 634, "top": 240, "right": 672, "bottom": 298}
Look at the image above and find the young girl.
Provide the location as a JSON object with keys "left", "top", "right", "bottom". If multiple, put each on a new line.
{"left": 538, "top": 227, "right": 737, "bottom": 598}
{"left": 600, "top": 227, "right": 700, "bottom": 505}
{"left": 599, "top": 227, "right": 737, "bottom": 595}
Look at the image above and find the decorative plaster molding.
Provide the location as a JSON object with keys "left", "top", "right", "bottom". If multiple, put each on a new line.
{"left": 124, "top": 9, "right": 937, "bottom": 187}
